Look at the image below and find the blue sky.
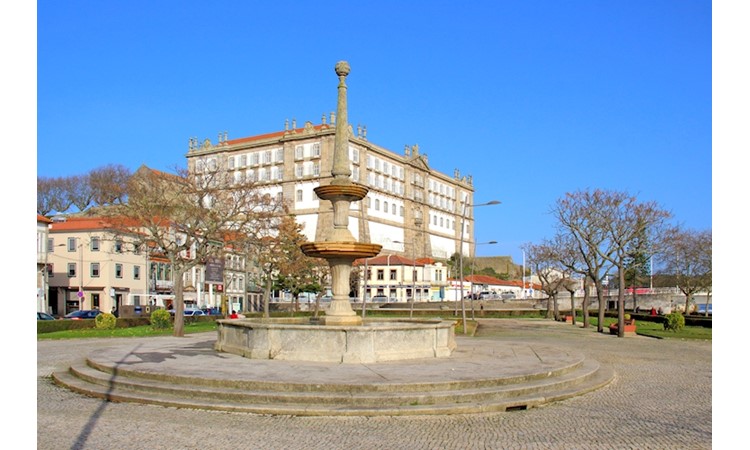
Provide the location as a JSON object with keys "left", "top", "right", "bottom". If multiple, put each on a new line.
{"left": 32, "top": 0, "right": 714, "bottom": 264}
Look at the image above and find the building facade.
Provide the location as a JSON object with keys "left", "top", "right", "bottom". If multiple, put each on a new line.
{"left": 37, "top": 214, "right": 53, "bottom": 312}
{"left": 185, "top": 118, "right": 479, "bottom": 262}
{"left": 46, "top": 217, "right": 151, "bottom": 316}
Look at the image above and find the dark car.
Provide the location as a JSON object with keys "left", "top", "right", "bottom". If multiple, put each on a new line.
{"left": 37, "top": 312, "right": 56, "bottom": 320}
{"left": 168, "top": 308, "right": 205, "bottom": 316}
{"left": 64, "top": 309, "right": 103, "bottom": 320}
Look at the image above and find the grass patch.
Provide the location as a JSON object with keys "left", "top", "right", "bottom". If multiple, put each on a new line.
{"left": 587, "top": 316, "right": 711, "bottom": 340}
{"left": 37, "top": 321, "right": 217, "bottom": 340}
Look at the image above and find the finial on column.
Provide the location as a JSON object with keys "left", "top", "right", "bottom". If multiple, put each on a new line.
{"left": 331, "top": 61, "right": 352, "bottom": 184}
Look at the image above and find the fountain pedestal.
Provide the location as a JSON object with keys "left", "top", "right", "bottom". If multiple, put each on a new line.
{"left": 215, "top": 60, "right": 456, "bottom": 363}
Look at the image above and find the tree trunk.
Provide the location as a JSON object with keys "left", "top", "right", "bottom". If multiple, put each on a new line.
{"left": 545, "top": 296, "right": 553, "bottom": 319}
{"left": 553, "top": 295, "right": 560, "bottom": 321}
{"left": 582, "top": 281, "right": 590, "bottom": 328}
{"left": 685, "top": 292, "right": 693, "bottom": 315}
{"left": 172, "top": 266, "right": 185, "bottom": 337}
{"left": 596, "top": 280, "right": 605, "bottom": 333}
{"left": 263, "top": 272, "right": 271, "bottom": 318}
{"left": 568, "top": 290, "right": 576, "bottom": 325}
{"left": 617, "top": 267, "right": 626, "bottom": 338}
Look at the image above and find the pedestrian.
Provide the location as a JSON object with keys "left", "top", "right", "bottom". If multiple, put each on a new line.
{"left": 650, "top": 307, "right": 657, "bottom": 316}
{"left": 111, "top": 306, "right": 118, "bottom": 318}
{"left": 230, "top": 310, "right": 239, "bottom": 319}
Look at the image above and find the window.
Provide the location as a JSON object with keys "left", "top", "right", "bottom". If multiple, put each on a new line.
{"left": 90, "top": 237, "right": 100, "bottom": 252}
{"left": 295, "top": 164, "right": 303, "bottom": 178}
{"left": 365, "top": 269, "right": 371, "bottom": 280}
{"left": 377, "top": 269, "right": 384, "bottom": 280}
{"left": 399, "top": 206, "right": 404, "bottom": 217}
{"left": 312, "top": 143, "right": 320, "bottom": 157}
{"left": 263, "top": 150, "right": 271, "bottom": 164}
{"left": 295, "top": 145, "right": 304, "bottom": 160}
{"left": 115, "top": 264, "right": 123, "bottom": 278}
{"left": 276, "top": 192, "right": 283, "bottom": 203}
{"left": 92, "top": 293, "right": 100, "bottom": 309}
{"left": 251, "top": 153, "right": 259, "bottom": 165}
{"left": 134, "top": 265, "right": 141, "bottom": 280}
{"left": 390, "top": 270, "right": 397, "bottom": 280}
{"left": 47, "top": 263, "right": 54, "bottom": 277}
{"left": 90, "top": 263, "right": 100, "bottom": 278}
{"left": 313, "top": 162, "right": 320, "bottom": 176}
{"left": 68, "top": 237, "right": 77, "bottom": 252}
{"left": 114, "top": 240, "right": 123, "bottom": 253}
{"left": 383, "top": 201, "right": 389, "bottom": 213}
{"left": 275, "top": 148, "right": 284, "bottom": 162}
{"left": 374, "top": 199, "right": 380, "bottom": 211}
{"left": 351, "top": 148, "right": 359, "bottom": 163}
{"left": 68, "top": 263, "right": 76, "bottom": 277}
{"left": 392, "top": 203, "right": 397, "bottom": 215}
{"left": 435, "top": 270, "right": 443, "bottom": 281}
{"left": 48, "top": 238, "right": 54, "bottom": 252}
{"left": 296, "top": 189, "right": 303, "bottom": 202}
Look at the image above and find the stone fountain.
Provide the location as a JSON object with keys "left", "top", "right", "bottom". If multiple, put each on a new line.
{"left": 214, "top": 61, "right": 456, "bottom": 363}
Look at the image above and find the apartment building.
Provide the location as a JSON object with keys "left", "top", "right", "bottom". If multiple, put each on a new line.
{"left": 46, "top": 217, "right": 151, "bottom": 316}
{"left": 185, "top": 117, "right": 479, "bottom": 262}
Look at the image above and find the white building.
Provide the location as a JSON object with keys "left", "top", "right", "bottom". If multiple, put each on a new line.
{"left": 186, "top": 119, "right": 481, "bottom": 262}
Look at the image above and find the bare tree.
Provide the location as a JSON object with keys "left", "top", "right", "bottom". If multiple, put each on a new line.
{"left": 67, "top": 174, "right": 94, "bottom": 212}
{"left": 37, "top": 176, "right": 73, "bottom": 215}
{"left": 523, "top": 241, "right": 565, "bottom": 320}
{"left": 562, "top": 190, "right": 671, "bottom": 337}
{"left": 90, "top": 164, "right": 131, "bottom": 206}
{"left": 658, "top": 227, "right": 712, "bottom": 314}
{"left": 108, "top": 163, "right": 279, "bottom": 336}
{"left": 552, "top": 191, "right": 615, "bottom": 332}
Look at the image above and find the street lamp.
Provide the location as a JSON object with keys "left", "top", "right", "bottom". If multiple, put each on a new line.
{"left": 470, "top": 240, "right": 498, "bottom": 320}
{"left": 459, "top": 200, "right": 500, "bottom": 335}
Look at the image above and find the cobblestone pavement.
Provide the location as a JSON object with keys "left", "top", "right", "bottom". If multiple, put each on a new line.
{"left": 37, "top": 319, "right": 712, "bottom": 450}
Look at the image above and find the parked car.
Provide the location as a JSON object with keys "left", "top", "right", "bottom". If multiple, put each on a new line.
{"left": 37, "top": 312, "right": 56, "bottom": 320}
{"left": 64, "top": 309, "right": 103, "bottom": 320}
{"left": 168, "top": 308, "right": 205, "bottom": 316}
{"left": 371, "top": 295, "right": 389, "bottom": 302}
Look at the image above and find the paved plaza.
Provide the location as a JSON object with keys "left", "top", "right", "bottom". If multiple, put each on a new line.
{"left": 37, "top": 319, "right": 712, "bottom": 449}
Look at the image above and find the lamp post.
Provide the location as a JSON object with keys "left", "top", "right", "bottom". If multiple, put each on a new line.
{"left": 459, "top": 200, "right": 500, "bottom": 335}
{"left": 77, "top": 239, "right": 85, "bottom": 311}
{"left": 394, "top": 240, "right": 417, "bottom": 319}
{"left": 470, "top": 240, "right": 498, "bottom": 320}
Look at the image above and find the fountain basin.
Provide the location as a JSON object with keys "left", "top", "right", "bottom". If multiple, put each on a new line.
{"left": 215, "top": 317, "right": 457, "bottom": 363}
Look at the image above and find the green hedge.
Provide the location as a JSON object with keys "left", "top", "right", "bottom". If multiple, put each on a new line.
{"left": 37, "top": 317, "right": 152, "bottom": 334}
